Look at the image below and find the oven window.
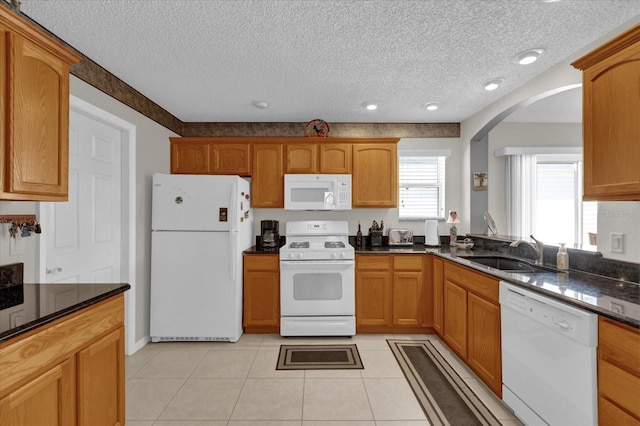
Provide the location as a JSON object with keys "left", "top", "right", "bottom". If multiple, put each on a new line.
{"left": 293, "top": 273, "right": 342, "bottom": 300}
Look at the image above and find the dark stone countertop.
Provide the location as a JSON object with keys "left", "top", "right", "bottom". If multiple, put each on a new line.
{"left": 0, "top": 283, "right": 130, "bottom": 343}
{"left": 243, "top": 243, "right": 640, "bottom": 329}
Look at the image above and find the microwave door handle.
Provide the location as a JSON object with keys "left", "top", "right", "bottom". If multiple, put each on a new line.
{"left": 324, "top": 192, "right": 335, "bottom": 209}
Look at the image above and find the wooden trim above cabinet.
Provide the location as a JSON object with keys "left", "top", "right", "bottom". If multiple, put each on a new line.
{"left": 572, "top": 23, "right": 640, "bottom": 70}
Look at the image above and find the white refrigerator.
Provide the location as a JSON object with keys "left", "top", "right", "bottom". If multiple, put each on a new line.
{"left": 150, "top": 173, "right": 253, "bottom": 342}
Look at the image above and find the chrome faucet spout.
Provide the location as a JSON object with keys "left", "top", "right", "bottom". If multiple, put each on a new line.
{"left": 510, "top": 235, "right": 544, "bottom": 265}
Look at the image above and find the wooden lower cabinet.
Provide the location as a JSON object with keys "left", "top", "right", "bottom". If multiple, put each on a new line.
{"left": 0, "top": 294, "right": 125, "bottom": 426}
{"left": 77, "top": 327, "right": 125, "bottom": 426}
{"left": 467, "top": 293, "right": 501, "bottom": 396}
{"left": 0, "top": 357, "right": 75, "bottom": 426}
{"left": 355, "top": 255, "right": 393, "bottom": 328}
{"left": 441, "top": 260, "right": 502, "bottom": 397}
{"left": 243, "top": 254, "right": 280, "bottom": 333}
{"left": 598, "top": 316, "right": 640, "bottom": 425}
{"left": 356, "top": 254, "right": 430, "bottom": 333}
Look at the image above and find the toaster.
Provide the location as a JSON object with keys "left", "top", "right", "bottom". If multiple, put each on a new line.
{"left": 388, "top": 228, "right": 413, "bottom": 246}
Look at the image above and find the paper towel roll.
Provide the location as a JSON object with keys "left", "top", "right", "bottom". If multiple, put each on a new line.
{"left": 425, "top": 220, "right": 439, "bottom": 246}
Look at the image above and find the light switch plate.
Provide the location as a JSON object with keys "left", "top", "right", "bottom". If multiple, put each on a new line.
{"left": 610, "top": 232, "right": 624, "bottom": 253}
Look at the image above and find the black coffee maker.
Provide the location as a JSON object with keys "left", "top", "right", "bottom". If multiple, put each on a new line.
{"left": 260, "top": 220, "right": 280, "bottom": 249}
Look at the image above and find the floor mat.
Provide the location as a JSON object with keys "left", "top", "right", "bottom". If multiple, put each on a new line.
{"left": 276, "top": 344, "right": 364, "bottom": 370}
{"left": 388, "top": 339, "right": 503, "bottom": 426}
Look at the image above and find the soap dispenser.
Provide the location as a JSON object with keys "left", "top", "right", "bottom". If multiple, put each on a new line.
{"left": 557, "top": 243, "right": 569, "bottom": 270}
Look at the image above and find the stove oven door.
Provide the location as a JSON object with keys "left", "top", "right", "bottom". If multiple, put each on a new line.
{"left": 280, "top": 260, "right": 355, "bottom": 316}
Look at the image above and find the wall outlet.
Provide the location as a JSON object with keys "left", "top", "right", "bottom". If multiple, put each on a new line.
{"left": 610, "top": 232, "right": 624, "bottom": 253}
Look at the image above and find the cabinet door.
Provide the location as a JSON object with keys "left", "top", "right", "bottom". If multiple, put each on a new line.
{"left": 392, "top": 255, "right": 424, "bottom": 327}
{"left": 356, "top": 270, "right": 393, "bottom": 327}
{"left": 0, "top": 358, "right": 76, "bottom": 426}
{"left": 252, "top": 144, "right": 284, "bottom": 207}
{"left": 285, "top": 144, "right": 317, "bottom": 173}
{"left": 77, "top": 327, "right": 125, "bottom": 426}
{"left": 213, "top": 143, "right": 251, "bottom": 175}
{"left": 170, "top": 140, "right": 213, "bottom": 174}
{"left": 467, "top": 293, "right": 502, "bottom": 397}
{"left": 393, "top": 271, "right": 423, "bottom": 326}
{"left": 443, "top": 280, "right": 467, "bottom": 359}
{"left": 3, "top": 32, "right": 70, "bottom": 200}
{"left": 432, "top": 257, "right": 444, "bottom": 336}
{"left": 582, "top": 45, "right": 640, "bottom": 200}
{"left": 352, "top": 144, "right": 398, "bottom": 207}
{"left": 243, "top": 255, "right": 280, "bottom": 332}
{"left": 319, "top": 144, "right": 352, "bottom": 173}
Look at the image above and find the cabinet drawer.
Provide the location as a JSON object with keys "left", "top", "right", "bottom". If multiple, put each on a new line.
{"left": 599, "top": 317, "right": 640, "bottom": 377}
{"left": 599, "top": 359, "right": 640, "bottom": 419}
{"left": 244, "top": 255, "right": 279, "bottom": 271}
{"left": 393, "top": 255, "right": 422, "bottom": 271}
{"left": 444, "top": 262, "right": 499, "bottom": 304}
{"left": 356, "top": 255, "right": 393, "bottom": 271}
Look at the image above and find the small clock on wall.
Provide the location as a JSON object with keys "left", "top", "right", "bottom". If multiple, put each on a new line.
{"left": 305, "top": 119, "right": 330, "bottom": 137}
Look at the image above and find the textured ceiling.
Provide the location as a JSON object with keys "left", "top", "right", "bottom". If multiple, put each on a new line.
{"left": 16, "top": 0, "right": 640, "bottom": 123}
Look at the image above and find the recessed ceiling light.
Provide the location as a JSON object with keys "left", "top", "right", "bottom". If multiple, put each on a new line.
{"left": 252, "top": 100, "right": 269, "bottom": 109}
{"left": 424, "top": 102, "right": 440, "bottom": 111}
{"left": 483, "top": 79, "right": 504, "bottom": 91}
{"left": 362, "top": 102, "right": 378, "bottom": 111}
{"left": 517, "top": 49, "right": 545, "bottom": 65}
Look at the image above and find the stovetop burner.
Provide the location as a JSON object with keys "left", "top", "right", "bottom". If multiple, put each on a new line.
{"left": 289, "top": 242, "right": 310, "bottom": 249}
{"left": 325, "top": 241, "right": 345, "bottom": 249}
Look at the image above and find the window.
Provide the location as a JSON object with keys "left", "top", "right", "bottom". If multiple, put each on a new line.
{"left": 503, "top": 150, "right": 597, "bottom": 247}
{"left": 398, "top": 151, "right": 447, "bottom": 220}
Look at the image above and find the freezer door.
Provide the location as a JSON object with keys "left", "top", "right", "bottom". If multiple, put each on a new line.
{"left": 150, "top": 230, "right": 242, "bottom": 341}
{"left": 152, "top": 173, "right": 248, "bottom": 231}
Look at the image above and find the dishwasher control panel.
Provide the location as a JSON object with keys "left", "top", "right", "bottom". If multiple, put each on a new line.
{"left": 499, "top": 281, "right": 597, "bottom": 347}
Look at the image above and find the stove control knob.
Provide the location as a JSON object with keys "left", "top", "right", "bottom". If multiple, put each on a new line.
{"left": 331, "top": 252, "right": 337, "bottom": 258}
{"left": 339, "top": 252, "right": 345, "bottom": 258}
{"left": 297, "top": 252, "right": 304, "bottom": 259}
{"left": 288, "top": 252, "right": 295, "bottom": 259}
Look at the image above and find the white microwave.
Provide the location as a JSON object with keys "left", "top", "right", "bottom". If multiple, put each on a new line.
{"left": 284, "top": 174, "right": 351, "bottom": 211}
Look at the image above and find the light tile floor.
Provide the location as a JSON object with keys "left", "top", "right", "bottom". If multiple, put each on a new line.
{"left": 125, "top": 333, "right": 523, "bottom": 426}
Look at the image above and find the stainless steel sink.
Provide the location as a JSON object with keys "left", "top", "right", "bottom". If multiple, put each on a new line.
{"left": 465, "top": 256, "right": 562, "bottom": 274}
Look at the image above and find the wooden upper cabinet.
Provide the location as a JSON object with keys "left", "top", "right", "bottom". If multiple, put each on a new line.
{"left": 213, "top": 143, "right": 250, "bottom": 175}
{"left": 170, "top": 138, "right": 251, "bottom": 175}
{"left": 319, "top": 144, "right": 351, "bottom": 173}
{"left": 170, "top": 139, "right": 213, "bottom": 174}
{"left": 572, "top": 24, "right": 640, "bottom": 201}
{"left": 285, "top": 144, "right": 317, "bottom": 173}
{"left": 252, "top": 143, "right": 284, "bottom": 208}
{"left": 0, "top": 9, "right": 81, "bottom": 201}
{"left": 352, "top": 142, "right": 398, "bottom": 207}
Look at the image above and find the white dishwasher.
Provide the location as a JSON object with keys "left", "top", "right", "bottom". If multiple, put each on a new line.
{"left": 500, "top": 281, "right": 598, "bottom": 426}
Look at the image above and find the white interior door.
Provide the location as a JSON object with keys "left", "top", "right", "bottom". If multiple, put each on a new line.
{"left": 42, "top": 108, "right": 122, "bottom": 284}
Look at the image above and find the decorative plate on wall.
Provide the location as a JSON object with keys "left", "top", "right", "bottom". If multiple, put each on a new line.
{"left": 305, "top": 119, "right": 330, "bottom": 137}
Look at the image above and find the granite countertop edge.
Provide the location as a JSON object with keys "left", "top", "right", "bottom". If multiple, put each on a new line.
{"left": 0, "top": 283, "right": 131, "bottom": 343}
{"left": 244, "top": 245, "right": 639, "bottom": 329}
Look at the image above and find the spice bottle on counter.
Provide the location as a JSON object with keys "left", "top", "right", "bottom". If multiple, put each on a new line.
{"left": 557, "top": 243, "right": 569, "bottom": 270}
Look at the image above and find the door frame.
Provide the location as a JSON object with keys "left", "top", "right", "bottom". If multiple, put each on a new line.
{"left": 37, "top": 95, "right": 138, "bottom": 355}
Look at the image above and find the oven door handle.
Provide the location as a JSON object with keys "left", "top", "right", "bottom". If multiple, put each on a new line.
{"left": 279, "top": 260, "right": 355, "bottom": 268}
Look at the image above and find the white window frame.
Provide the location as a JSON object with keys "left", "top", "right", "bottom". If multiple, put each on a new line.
{"left": 398, "top": 149, "right": 450, "bottom": 221}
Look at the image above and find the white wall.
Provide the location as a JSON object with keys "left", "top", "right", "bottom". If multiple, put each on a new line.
{"left": 598, "top": 202, "right": 640, "bottom": 263}
{"left": 487, "top": 122, "right": 582, "bottom": 235}
{"left": 253, "top": 137, "right": 464, "bottom": 239}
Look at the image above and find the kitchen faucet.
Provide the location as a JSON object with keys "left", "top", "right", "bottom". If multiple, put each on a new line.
{"left": 510, "top": 235, "right": 544, "bottom": 265}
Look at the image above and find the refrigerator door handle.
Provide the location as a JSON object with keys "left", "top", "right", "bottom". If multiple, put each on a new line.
{"left": 230, "top": 181, "right": 238, "bottom": 233}
{"left": 230, "top": 231, "right": 237, "bottom": 280}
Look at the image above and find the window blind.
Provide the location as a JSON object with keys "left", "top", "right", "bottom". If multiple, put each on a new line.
{"left": 399, "top": 155, "right": 446, "bottom": 220}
